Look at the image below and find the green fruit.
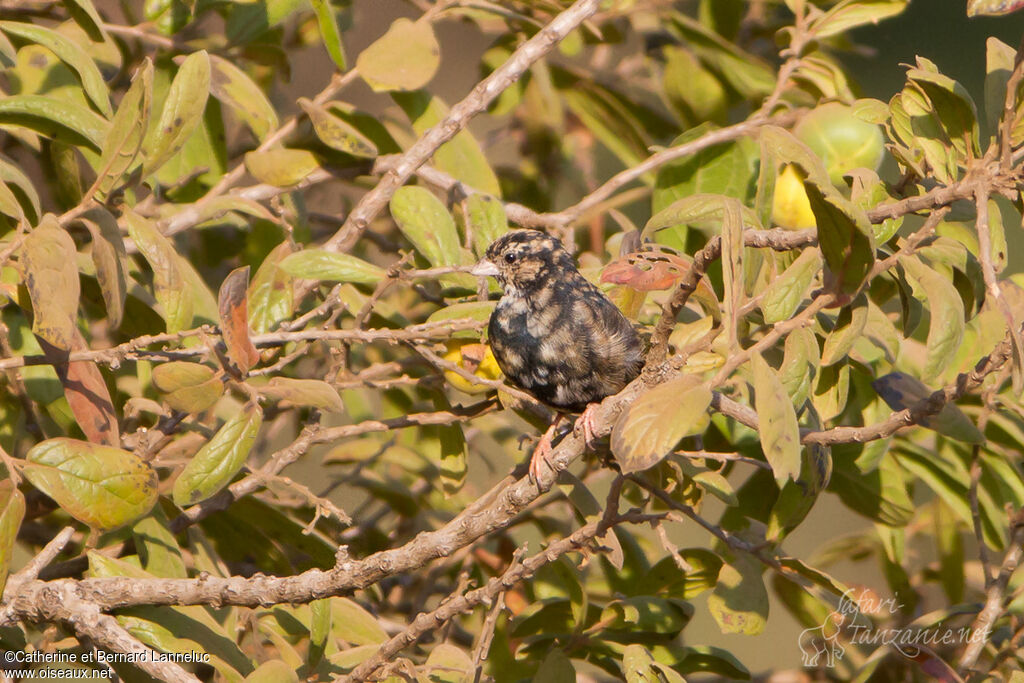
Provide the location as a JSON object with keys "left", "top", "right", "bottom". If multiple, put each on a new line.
{"left": 795, "top": 102, "right": 886, "bottom": 184}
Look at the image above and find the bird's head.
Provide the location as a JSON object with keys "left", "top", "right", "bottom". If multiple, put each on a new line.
{"left": 471, "top": 230, "right": 575, "bottom": 295}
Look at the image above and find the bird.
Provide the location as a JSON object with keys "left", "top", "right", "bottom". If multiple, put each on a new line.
{"left": 470, "top": 229, "right": 645, "bottom": 483}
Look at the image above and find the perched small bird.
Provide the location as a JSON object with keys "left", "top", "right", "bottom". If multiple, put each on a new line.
{"left": 471, "top": 230, "right": 644, "bottom": 482}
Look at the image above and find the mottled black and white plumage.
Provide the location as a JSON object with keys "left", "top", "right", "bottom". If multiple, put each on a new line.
{"left": 472, "top": 230, "right": 644, "bottom": 481}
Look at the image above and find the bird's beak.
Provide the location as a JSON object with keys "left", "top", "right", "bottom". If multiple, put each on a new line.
{"left": 471, "top": 259, "right": 499, "bottom": 277}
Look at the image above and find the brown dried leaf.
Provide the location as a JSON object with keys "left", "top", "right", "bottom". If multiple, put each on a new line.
{"left": 218, "top": 266, "right": 258, "bottom": 375}
{"left": 38, "top": 330, "right": 119, "bottom": 446}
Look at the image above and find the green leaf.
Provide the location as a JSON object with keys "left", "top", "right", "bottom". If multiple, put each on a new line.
{"left": 133, "top": 509, "right": 187, "bottom": 578}
{"left": 261, "top": 378, "right": 343, "bottom": 412}
{"left": 248, "top": 243, "right": 294, "bottom": 334}
{"left": 464, "top": 194, "right": 508, "bottom": 258}
{"left": 829, "top": 447, "right": 914, "bottom": 526}
{"left": 643, "top": 549, "right": 722, "bottom": 599}
{"left": 24, "top": 438, "right": 158, "bottom": 530}
{"left": 125, "top": 210, "right": 194, "bottom": 333}
{"left": 899, "top": 255, "right": 965, "bottom": 382}
{"left": 805, "top": 182, "right": 875, "bottom": 296}
{"left": 393, "top": 91, "right": 501, "bottom": 196}
{"left": 244, "top": 148, "right": 320, "bottom": 187}
{"left": 662, "top": 47, "right": 728, "bottom": 126}
{"left": 751, "top": 352, "right": 801, "bottom": 484}
{"left": 390, "top": 186, "right": 462, "bottom": 267}
{"left": 61, "top": 0, "right": 106, "bottom": 41}
{"left": 332, "top": 598, "right": 388, "bottom": 645}
{"left": 93, "top": 58, "right": 152, "bottom": 197}
{"left": 621, "top": 644, "right": 656, "bottom": 683}
{"left": 245, "top": 660, "right": 298, "bottom": 683}
{"left": 142, "top": 50, "right": 211, "bottom": 177}
{"left": 534, "top": 650, "right": 575, "bottom": 683}
{"left": 356, "top": 18, "right": 440, "bottom": 92}
{"left": 778, "top": 327, "right": 819, "bottom": 407}
{"left": 226, "top": 0, "right": 305, "bottom": 44}
{"left": 610, "top": 376, "right": 712, "bottom": 474}
{"left": 644, "top": 192, "right": 762, "bottom": 240}
{"left": 812, "top": 361, "right": 850, "bottom": 422}
{"left": 820, "top": 294, "right": 868, "bottom": 365}
{"left": 209, "top": 54, "right": 278, "bottom": 142}
{"left": 810, "top": 0, "right": 908, "bottom": 38}
{"left": 310, "top": 0, "right": 346, "bottom": 71}
{"left": 0, "top": 479, "right": 25, "bottom": 596}
{"left": 707, "top": 556, "right": 768, "bottom": 635}
{"left": 0, "top": 95, "right": 108, "bottom": 151}
{"left": 653, "top": 126, "right": 758, "bottom": 215}
{"left": 152, "top": 361, "right": 224, "bottom": 413}
{"left": 0, "top": 21, "right": 111, "bottom": 116}
{"left": 299, "top": 98, "right": 377, "bottom": 157}
{"left": 172, "top": 403, "right": 262, "bottom": 506}
{"left": 278, "top": 249, "right": 385, "bottom": 285}
{"left": 424, "top": 643, "right": 472, "bottom": 683}
{"left": 0, "top": 153, "right": 40, "bottom": 222}
{"left": 985, "top": 38, "right": 1016, "bottom": 136}
{"left": 759, "top": 248, "right": 821, "bottom": 324}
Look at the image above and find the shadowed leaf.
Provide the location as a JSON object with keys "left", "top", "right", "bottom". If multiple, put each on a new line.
{"left": 79, "top": 207, "right": 127, "bottom": 329}
{"left": 20, "top": 215, "right": 79, "bottom": 349}
{"left": 0, "top": 480, "right": 25, "bottom": 596}
{"left": 125, "top": 209, "right": 194, "bottom": 333}
{"left": 751, "top": 352, "right": 801, "bottom": 483}
{"left": 300, "top": 98, "right": 376, "bottom": 158}
{"left": 208, "top": 54, "right": 278, "bottom": 142}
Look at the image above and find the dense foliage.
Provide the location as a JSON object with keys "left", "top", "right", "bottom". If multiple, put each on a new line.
{"left": 0, "top": 0, "right": 1023, "bottom": 681}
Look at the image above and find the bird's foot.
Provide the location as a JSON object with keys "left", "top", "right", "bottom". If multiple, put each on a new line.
{"left": 529, "top": 416, "right": 562, "bottom": 485}
{"left": 574, "top": 404, "right": 601, "bottom": 450}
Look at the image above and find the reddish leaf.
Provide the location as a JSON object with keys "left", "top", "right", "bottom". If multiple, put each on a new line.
{"left": 218, "top": 266, "right": 259, "bottom": 375}
{"left": 600, "top": 245, "right": 692, "bottom": 291}
{"left": 967, "top": 0, "right": 1024, "bottom": 15}
{"left": 38, "top": 330, "right": 119, "bottom": 446}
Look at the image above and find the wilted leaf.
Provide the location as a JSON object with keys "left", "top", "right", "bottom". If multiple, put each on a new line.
{"left": 244, "top": 148, "right": 320, "bottom": 187}
{"left": 208, "top": 54, "right": 278, "bottom": 142}
{"left": 299, "top": 98, "right": 376, "bottom": 158}
{"left": 611, "top": 376, "right": 712, "bottom": 474}
{"left": 0, "top": 479, "right": 25, "bottom": 596}
{"left": 125, "top": 209, "right": 194, "bottom": 333}
{"left": 751, "top": 352, "right": 801, "bottom": 483}
{"left": 24, "top": 438, "right": 158, "bottom": 530}
{"left": 248, "top": 243, "right": 294, "bottom": 334}
{"left": 38, "top": 331, "right": 120, "bottom": 447}
{"left": 873, "top": 372, "right": 984, "bottom": 443}
{"left": 20, "top": 216, "right": 79, "bottom": 349}
{"left": 173, "top": 402, "right": 262, "bottom": 506}
{"left": 218, "top": 266, "right": 259, "bottom": 375}
{"left": 278, "top": 249, "right": 385, "bottom": 285}
{"left": 356, "top": 18, "right": 440, "bottom": 92}
{"left": 390, "top": 186, "right": 462, "bottom": 267}
{"left": 80, "top": 207, "right": 127, "bottom": 329}
{"left": 707, "top": 557, "right": 768, "bottom": 635}
{"left": 0, "top": 21, "right": 111, "bottom": 116}
{"left": 261, "top": 378, "right": 343, "bottom": 412}
{"left": 143, "top": 50, "right": 210, "bottom": 177}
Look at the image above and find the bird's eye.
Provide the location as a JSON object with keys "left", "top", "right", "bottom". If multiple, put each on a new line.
{"left": 504, "top": 252, "right": 516, "bottom": 263}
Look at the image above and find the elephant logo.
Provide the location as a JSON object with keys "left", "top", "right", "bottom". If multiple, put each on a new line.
{"left": 798, "top": 611, "right": 847, "bottom": 668}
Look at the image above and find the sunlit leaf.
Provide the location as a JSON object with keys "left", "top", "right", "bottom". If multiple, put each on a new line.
{"left": 0, "top": 479, "right": 25, "bottom": 596}
{"left": 751, "top": 352, "right": 801, "bottom": 483}
{"left": 299, "top": 98, "right": 377, "bottom": 157}
{"left": 610, "top": 376, "right": 712, "bottom": 474}
{"left": 357, "top": 18, "right": 440, "bottom": 92}
{"left": 261, "top": 378, "right": 343, "bottom": 412}
{"left": 173, "top": 403, "right": 262, "bottom": 506}
{"left": 24, "top": 438, "right": 158, "bottom": 530}
{"left": 707, "top": 557, "right": 768, "bottom": 635}
{"left": 0, "top": 94, "right": 108, "bottom": 151}
{"left": 278, "top": 249, "right": 385, "bottom": 285}
{"left": 209, "top": 54, "right": 278, "bottom": 142}
{"left": 390, "top": 186, "right": 462, "bottom": 267}
{"left": 244, "top": 148, "right": 320, "bottom": 187}
{"left": 125, "top": 209, "right": 194, "bottom": 333}
{"left": 143, "top": 50, "right": 210, "bottom": 177}
{"left": 218, "top": 266, "right": 259, "bottom": 375}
